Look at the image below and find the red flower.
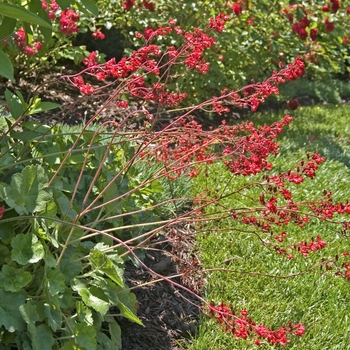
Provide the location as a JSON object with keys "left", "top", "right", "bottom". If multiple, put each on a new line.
{"left": 330, "top": 0, "right": 341, "bottom": 13}
{"left": 232, "top": 3, "right": 242, "bottom": 15}
{"left": 310, "top": 28, "right": 318, "bottom": 41}
{"left": 347, "top": 6, "right": 350, "bottom": 14}
{"left": 287, "top": 98, "right": 299, "bottom": 110}
{"left": 143, "top": 0, "right": 155, "bottom": 11}
{"left": 324, "top": 17, "right": 335, "bottom": 32}
{"left": 122, "top": 0, "right": 134, "bottom": 11}
{"left": 92, "top": 29, "right": 105, "bottom": 40}
{"left": 0, "top": 206, "right": 4, "bottom": 219}
{"left": 322, "top": 5, "right": 329, "bottom": 12}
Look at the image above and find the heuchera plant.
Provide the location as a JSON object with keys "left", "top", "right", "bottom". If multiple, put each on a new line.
{"left": 51, "top": 14, "right": 350, "bottom": 347}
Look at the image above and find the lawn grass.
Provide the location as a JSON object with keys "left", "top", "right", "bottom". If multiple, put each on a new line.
{"left": 186, "top": 104, "right": 350, "bottom": 349}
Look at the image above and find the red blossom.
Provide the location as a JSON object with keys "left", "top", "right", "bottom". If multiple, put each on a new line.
{"left": 143, "top": 0, "right": 155, "bottom": 11}
{"left": 92, "top": 29, "right": 105, "bottom": 40}
{"left": 330, "top": 0, "right": 341, "bottom": 13}
{"left": 232, "top": 3, "right": 242, "bottom": 15}
{"left": 59, "top": 9, "right": 80, "bottom": 35}
{"left": 0, "top": 206, "right": 4, "bottom": 219}
{"left": 310, "top": 28, "right": 318, "bottom": 41}
{"left": 287, "top": 99, "right": 299, "bottom": 110}
{"left": 122, "top": 0, "right": 134, "bottom": 11}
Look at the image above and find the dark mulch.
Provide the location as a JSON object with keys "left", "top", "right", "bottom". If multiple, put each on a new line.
{"left": 118, "top": 230, "right": 202, "bottom": 350}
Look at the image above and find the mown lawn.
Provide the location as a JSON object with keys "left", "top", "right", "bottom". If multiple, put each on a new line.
{"left": 187, "top": 105, "right": 350, "bottom": 349}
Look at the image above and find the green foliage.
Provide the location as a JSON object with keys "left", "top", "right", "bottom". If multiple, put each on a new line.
{"left": 0, "top": 113, "right": 175, "bottom": 348}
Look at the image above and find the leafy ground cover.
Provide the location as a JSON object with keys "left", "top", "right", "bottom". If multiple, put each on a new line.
{"left": 188, "top": 104, "right": 350, "bottom": 349}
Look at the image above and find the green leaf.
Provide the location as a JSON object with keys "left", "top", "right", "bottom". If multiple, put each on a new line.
{"left": 90, "top": 249, "right": 124, "bottom": 287}
{"left": 0, "top": 265, "right": 32, "bottom": 292}
{"left": 11, "top": 233, "right": 45, "bottom": 265}
{"left": 45, "top": 268, "right": 66, "bottom": 296}
{"left": 74, "top": 323, "right": 97, "bottom": 350}
{"left": 19, "top": 302, "right": 40, "bottom": 324}
{"left": 109, "top": 321, "right": 122, "bottom": 350}
{"left": 59, "top": 340, "right": 82, "bottom": 350}
{"left": 5, "top": 89, "right": 25, "bottom": 118}
{"left": 76, "top": 301, "right": 93, "bottom": 325}
{"left": 59, "top": 255, "right": 83, "bottom": 283}
{"left": 72, "top": 280, "right": 110, "bottom": 315}
{"left": 3, "top": 164, "right": 53, "bottom": 215}
{"left": 0, "top": 50, "right": 14, "bottom": 82}
{"left": 81, "top": 0, "right": 99, "bottom": 16}
{"left": 30, "top": 324, "right": 55, "bottom": 350}
{"left": 28, "top": 101, "right": 61, "bottom": 115}
{"left": 0, "top": 16, "right": 16, "bottom": 41}
{"left": 0, "top": 4, "right": 51, "bottom": 28}
{"left": 44, "top": 303, "right": 62, "bottom": 332}
{"left": 98, "top": 279, "right": 142, "bottom": 325}
{"left": 0, "top": 288, "right": 26, "bottom": 332}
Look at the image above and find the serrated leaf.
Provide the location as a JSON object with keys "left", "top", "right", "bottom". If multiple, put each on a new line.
{"left": 90, "top": 249, "right": 124, "bottom": 287}
{"left": 11, "top": 233, "right": 44, "bottom": 265}
{"left": 19, "top": 302, "right": 40, "bottom": 324}
{"left": 4, "top": 164, "right": 53, "bottom": 215}
{"left": 74, "top": 323, "right": 97, "bottom": 350}
{"left": 0, "top": 288, "right": 26, "bottom": 332}
{"left": 81, "top": 0, "right": 99, "bottom": 16}
{"left": 30, "top": 324, "right": 55, "bottom": 350}
{"left": 98, "top": 279, "right": 142, "bottom": 325}
{"left": 0, "top": 3, "right": 51, "bottom": 28}
{"left": 0, "top": 265, "right": 32, "bottom": 292}
{"left": 109, "top": 321, "right": 122, "bottom": 349}
{"left": 59, "top": 255, "right": 83, "bottom": 283}
{"left": 72, "top": 280, "right": 110, "bottom": 315}
{"left": 45, "top": 268, "right": 66, "bottom": 296}
{"left": 0, "top": 50, "right": 14, "bottom": 82}
{"left": 44, "top": 303, "right": 62, "bottom": 332}
{"left": 76, "top": 301, "right": 93, "bottom": 325}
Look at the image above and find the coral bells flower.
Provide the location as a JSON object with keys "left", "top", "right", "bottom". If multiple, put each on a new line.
{"left": 287, "top": 99, "right": 299, "bottom": 110}
{"left": 310, "top": 28, "right": 318, "bottom": 41}
{"left": 143, "top": 0, "right": 155, "bottom": 11}
{"left": 232, "top": 3, "right": 242, "bottom": 15}
{"left": 122, "top": 0, "right": 135, "bottom": 10}
{"left": 15, "top": 28, "right": 26, "bottom": 50}
{"left": 330, "top": 0, "right": 341, "bottom": 13}
{"left": 324, "top": 17, "right": 335, "bottom": 32}
{"left": 92, "top": 29, "right": 105, "bottom": 40}
{"left": 59, "top": 9, "right": 80, "bottom": 35}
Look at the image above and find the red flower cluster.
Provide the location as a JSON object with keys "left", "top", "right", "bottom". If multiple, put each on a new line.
{"left": 232, "top": 3, "right": 242, "bottom": 16}
{"left": 82, "top": 51, "right": 98, "bottom": 67}
{"left": 41, "top": 0, "right": 59, "bottom": 20}
{"left": 208, "top": 13, "right": 230, "bottom": 33}
{"left": 324, "top": 17, "right": 335, "bottom": 32}
{"left": 92, "top": 29, "right": 105, "bottom": 40}
{"left": 14, "top": 28, "right": 43, "bottom": 56}
{"left": 59, "top": 9, "right": 80, "bottom": 35}
{"left": 292, "top": 16, "right": 310, "bottom": 40}
{"left": 294, "top": 235, "right": 327, "bottom": 256}
{"left": 209, "top": 302, "right": 305, "bottom": 346}
{"left": 122, "top": 0, "right": 134, "bottom": 11}
{"left": 122, "top": 0, "right": 155, "bottom": 11}
{"left": 287, "top": 98, "right": 299, "bottom": 110}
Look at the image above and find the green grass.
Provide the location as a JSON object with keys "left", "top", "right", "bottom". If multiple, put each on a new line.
{"left": 187, "top": 105, "right": 350, "bottom": 349}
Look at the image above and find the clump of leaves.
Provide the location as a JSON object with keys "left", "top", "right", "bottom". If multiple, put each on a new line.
{"left": 0, "top": 116, "right": 164, "bottom": 349}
